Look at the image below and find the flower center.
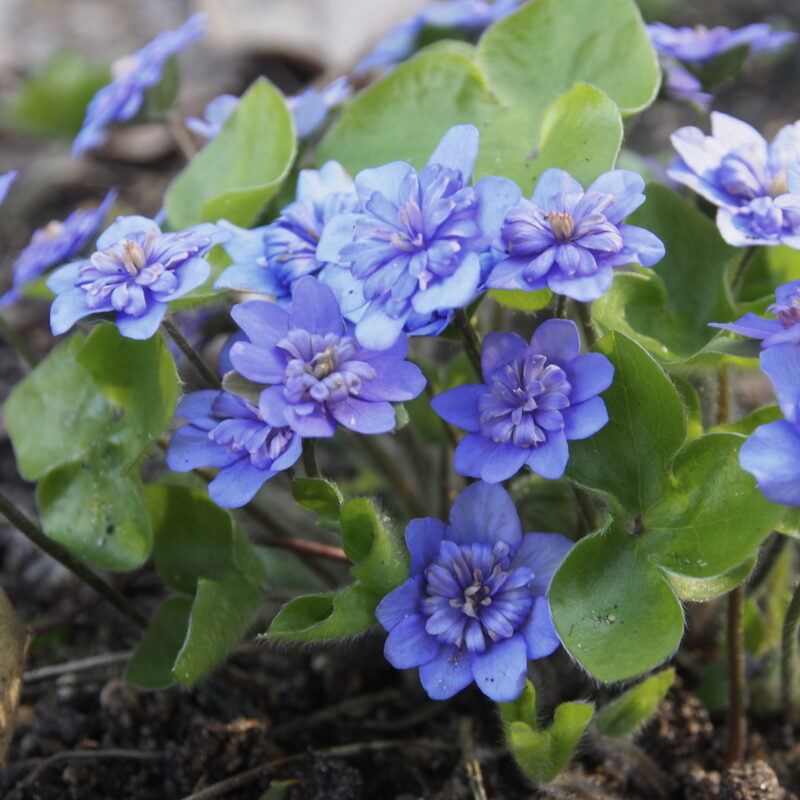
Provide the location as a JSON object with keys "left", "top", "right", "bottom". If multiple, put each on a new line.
{"left": 717, "top": 150, "right": 771, "bottom": 201}
{"left": 119, "top": 239, "right": 148, "bottom": 276}
{"left": 770, "top": 169, "right": 789, "bottom": 197}
{"left": 44, "top": 220, "right": 64, "bottom": 239}
{"left": 111, "top": 55, "right": 140, "bottom": 79}
{"left": 547, "top": 211, "right": 575, "bottom": 241}
{"left": 770, "top": 294, "right": 800, "bottom": 329}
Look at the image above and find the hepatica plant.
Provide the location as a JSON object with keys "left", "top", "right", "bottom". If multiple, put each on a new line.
{"left": 5, "top": 0, "right": 800, "bottom": 789}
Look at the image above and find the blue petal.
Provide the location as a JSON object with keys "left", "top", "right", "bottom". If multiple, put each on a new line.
{"left": 297, "top": 160, "right": 355, "bottom": 203}
{"left": 475, "top": 176, "right": 523, "bottom": 250}
{"left": 485, "top": 258, "right": 534, "bottom": 291}
{"left": 519, "top": 596, "right": 561, "bottom": 660}
{"left": 525, "top": 430, "right": 569, "bottom": 479}
{"left": 448, "top": 480, "right": 522, "bottom": 550}
{"left": 563, "top": 353, "right": 614, "bottom": 404}
{"left": 617, "top": 225, "right": 665, "bottom": 268}
{"left": 219, "top": 221, "right": 269, "bottom": 263}
{"left": 97, "top": 215, "right": 159, "bottom": 250}
{"left": 405, "top": 518, "right": 447, "bottom": 576}
{"left": 375, "top": 576, "right": 425, "bottom": 630}
{"left": 454, "top": 433, "right": 494, "bottom": 479}
{"left": 355, "top": 305, "right": 408, "bottom": 351}
{"left": 530, "top": 319, "right": 581, "bottom": 365}
{"left": 411, "top": 251, "right": 482, "bottom": 315}
{"left": 50, "top": 287, "right": 97, "bottom": 335}
{"left": 315, "top": 213, "right": 362, "bottom": 263}
{"left": 284, "top": 405, "right": 337, "bottom": 437}
{"left": 166, "top": 257, "right": 210, "bottom": 299}
{"left": 355, "top": 358, "right": 426, "bottom": 402}
{"left": 317, "top": 263, "right": 367, "bottom": 321}
{"left": 289, "top": 276, "right": 343, "bottom": 335}
{"left": 547, "top": 265, "right": 614, "bottom": 301}
{"left": 562, "top": 396, "right": 608, "bottom": 440}
{"left": 740, "top": 420, "right": 800, "bottom": 505}
{"left": 209, "top": 458, "right": 274, "bottom": 508}
{"left": 329, "top": 397, "right": 395, "bottom": 434}
{"left": 418, "top": 645, "right": 474, "bottom": 700}
{"left": 167, "top": 425, "right": 240, "bottom": 471}
{"left": 258, "top": 385, "right": 291, "bottom": 426}
{"left": 384, "top": 613, "right": 440, "bottom": 669}
{"left": 116, "top": 301, "right": 168, "bottom": 339}
{"left": 531, "top": 169, "right": 583, "bottom": 207}
{"left": 426, "top": 124, "right": 479, "bottom": 183}
{"left": 587, "top": 170, "right": 645, "bottom": 223}
{"left": 270, "top": 430, "right": 303, "bottom": 472}
{"left": 481, "top": 331, "right": 527, "bottom": 379}
{"left": 175, "top": 389, "right": 219, "bottom": 428}
{"left": 46, "top": 261, "right": 84, "bottom": 294}
{"left": 761, "top": 344, "right": 800, "bottom": 425}
{"left": 430, "top": 384, "right": 484, "bottom": 432}
{"left": 231, "top": 299, "right": 290, "bottom": 346}
{"left": 470, "top": 635, "right": 528, "bottom": 702}
{"left": 511, "top": 532, "right": 574, "bottom": 595}
{"left": 479, "top": 440, "right": 529, "bottom": 483}
{"left": 711, "top": 314, "right": 780, "bottom": 341}
{"left": 215, "top": 264, "right": 286, "bottom": 296}
{"left": 229, "top": 342, "right": 285, "bottom": 384}
{"left": 354, "top": 162, "right": 415, "bottom": 208}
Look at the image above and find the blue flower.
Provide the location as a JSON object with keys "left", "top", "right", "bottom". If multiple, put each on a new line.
{"left": 485, "top": 169, "right": 664, "bottom": 302}
{"left": 355, "top": 0, "right": 519, "bottom": 77}
{"left": 0, "top": 171, "right": 17, "bottom": 205}
{"left": 167, "top": 390, "right": 301, "bottom": 508}
{"left": 711, "top": 278, "right": 800, "bottom": 348}
{"left": 47, "top": 215, "right": 226, "bottom": 340}
{"left": 287, "top": 77, "right": 352, "bottom": 138}
{"left": 663, "top": 65, "right": 712, "bottom": 109}
{"left": 229, "top": 276, "right": 426, "bottom": 437}
{"left": 376, "top": 481, "right": 572, "bottom": 701}
{"left": 1, "top": 189, "right": 116, "bottom": 307}
{"left": 73, "top": 13, "right": 206, "bottom": 156}
{"left": 740, "top": 344, "right": 800, "bottom": 505}
{"left": 432, "top": 320, "right": 613, "bottom": 482}
{"left": 669, "top": 112, "right": 800, "bottom": 247}
{"left": 317, "top": 124, "right": 514, "bottom": 350}
{"left": 215, "top": 161, "right": 358, "bottom": 303}
{"left": 647, "top": 22, "right": 796, "bottom": 64}
{"left": 185, "top": 94, "right": 239, "bottom": 140}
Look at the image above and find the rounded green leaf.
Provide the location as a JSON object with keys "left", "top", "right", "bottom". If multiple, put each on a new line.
{"left": 292, "top": 478, "right": 343, "bottom": 531}
{"left": 594, "top": 668, "right": 675, "bottom": 738}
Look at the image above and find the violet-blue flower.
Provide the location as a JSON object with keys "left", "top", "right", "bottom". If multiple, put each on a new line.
{"left": 316, "top": 124, "right": 515, "bottom": 350}
{"left": 185, "top": 94, "right": 239, "bottom": 140}
{"left": 0, "top": 171, "right": 16, "bottom": 205}
{"left": 287, "top": 77, "right": 352, "bottom": 139}
{"left": 647, "top": 22, "right": 796, "bottom": 64}
{"left": 229, "top": 276, "right": 426, "bottom": 437}
{"left": 663, "top": 65, "right": 712, "bottom": 109}
{"left": 47, "top": 215, "right": 226, "bottom": 340}
{"left": 484, "top": 168, "right": 665, "bottom": 302}
{"left": 669, "top": 112, "right": 800, "bottom": 247}
{"left": 740, "top": 344, "right": 800, "bottom": 505}
{"left": 167, "top": 390, "right": 301, "bottom": 508}
{"left": 216, "top": 161, "right": 358, "bottom": 303}
{"left": 432, "top": 320, "right": 613, "bottom": 482}
{"left": 376, "top": 481, "right": 572, "bottom": 702}
{"left": 1, "top": 189, "right": 116, "bottom": 308}
{"left": 73, "top": 13, "right": 206, "bottom": 156}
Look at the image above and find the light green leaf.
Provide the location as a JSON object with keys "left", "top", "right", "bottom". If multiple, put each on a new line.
{"left": 292, "top": 478, "right": 344, "bottom": 531}
{"left": 166, "top": 78, "right": 296, "bottom": 230}
{"left": 594, "top": 668, "right": 675, "bottom": 737}
{"left": 662, "top": 557, "right": 754, "bottom": 602}
{"left": 489, "top": 288, "right": 553, "bottom": 312}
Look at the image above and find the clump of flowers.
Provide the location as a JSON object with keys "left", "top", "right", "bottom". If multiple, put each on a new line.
{"left": 228, "top": 276, "right": 426, "bottom": 437}
{"left": 47, "top": 215, "right": 226, "bottom": 339}
{"left": 73, "top": 13, "right": 206, "bottom": 156}
{"left": 485, "top": 168, "right": 664, "bottom": 302}
{"left": 216, "top": 161, "right": 358, "bottom": 303}
{"left": 167, "top": 390, "right": 301, "bottom": 508}
{"left": 669, "top": 112, "right": 800, "bottom": 246}
{"left": 432, "top": 319, "right": 613, "bottom": 482}
{"left": 376, "top": 481, "right": 572, "bottom": 701}
{"left": 1, "top": 190, "right": 116, "bottom": 307}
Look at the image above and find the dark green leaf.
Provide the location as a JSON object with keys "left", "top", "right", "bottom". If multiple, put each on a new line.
{"left": 292, "top": 478, "right": 344, "bottom": 530}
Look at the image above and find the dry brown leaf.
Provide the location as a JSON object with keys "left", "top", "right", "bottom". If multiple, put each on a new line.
{"left": 0, "top": 586, "right": 29, "bottom": 762}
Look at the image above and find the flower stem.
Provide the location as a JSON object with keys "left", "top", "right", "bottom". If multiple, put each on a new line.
{"left": 780, "top": 571, "right": 800, "bottom": 719}
{"left": 167, "top": 111, "right": 198, "bottom": 162}
{"left": 0, "top": 489, "right": 147, "bottom": 629}
{"left": 161, "top": 317, "right": 221, "bottom": 390}
{"left": 725, "top": 584, "right": 747, "bottom": 765}
{"left": 574, "top": 302, "right": 599, "bottom": 348}
{"left": 746, "top": 532, "right": 787, "bottom": 597}
{"left": 453, "top": 308, "right": 483, "bottom": 379}
{"left": 731, "top": 246, "right": 759, "bottom": 298}
{"left": 555, "top": 294, "right": 568, "bottom": 319}
{"left": 0, "top": 315, "right": 39, "bottom": 368}
{"left": 302, "top": 439, "right": 320, "bottom": 479}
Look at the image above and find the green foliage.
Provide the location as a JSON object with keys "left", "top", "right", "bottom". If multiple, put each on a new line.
{"left": 594, "top": 668, "right": 675, "bottom": 737}
{"left": 499, "top": 681, "right": 594, "bottom": 783}
{"left": 490, "top": 289, "right": 553, "bottom": 312}
{"left": 292, "top": 478, "right": 343, "bottom": 531}
{"left": 166, "top": 78, "right": 296, "bottom": 230}
{"left": 3, "top": 51, "right": 108, "bottom": 137}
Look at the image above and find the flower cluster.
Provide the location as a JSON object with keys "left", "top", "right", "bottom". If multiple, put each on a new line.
{"left": 670, "top": 113, "right": 800, "bottom": 246}
{"left": 228, "top": 276, "right": 426, "bottom": 438}
{"left": 485, "top": 169, "right": 665, "bottom": 301}
{"left": 73, "top": 13, "right": 206, "bottom": 156}
{"left": 167, "top": 389, "right": 301, "bottom": 508}
{"left": 432, "top": 320, "right": 613, "bottom": 482}
{"left": 216, "top": 161, "right": 359, "bottom": 304}
{"left": 48, "top": 215, "right": 226, "bottom": 339}
{"left": 377, "top": 481, "right": 572, "bottom": 701}
{"left": 1, "top": 190, "right": 116, "bottom": 307}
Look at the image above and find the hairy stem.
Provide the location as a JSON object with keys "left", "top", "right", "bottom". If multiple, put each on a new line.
{"left": 747, "top": 532, "right": 787, "bottom": 597}
{"left": 780, "top": 573, "right": 800, "bottom": 718}
{"left": 731, "top": 246, "right": 759, "bottom": 298}
{"left": 161, "top": 317, "right": 221, "bottom": 390}
{"left": 555, "top": 294, "right": 568, "bottom": 319}
{"left": 302, "top": 439, "right": 320, "bottom": 478}
{"left": 453, "top": 308, "right": 483, "bottom": 379}
{"left": 574, "top": 301, "right": 599, "bottom": 348}
{"left": 0, "top": 490, "right": 147, "bottom": 629}
{"left": 725, "top": 584, "right": 747, "bottom": 765}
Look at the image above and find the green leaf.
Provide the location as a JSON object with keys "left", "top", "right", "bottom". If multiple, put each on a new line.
{"left": 125, "top": 596, "right": 193, "bottom": 689}
{"left": 265, "top": 583, "right": 380, "bottom": 642}
{"left": 550, "top": 525, "right": 685, "bottom": 683}
{"left": 222, "top": 370, "right": 265, "bottom": 405}
{"left": 3, "top": 50, "right": 109, "bottom": 137}
{"left": 146, "top": 484, "right": 264, "bottom": 595}
{"left": 594, "top": 185, "right": 738, "bottom": 363}
{"left": 695, "top": 44, "right": 749, "bottom": 90}
{"left": 500, "top": 681, "right": 594, "bottom": 783}
{"left": 292, "top": 478, "right": 343, "bottom": 531}
{"left": 566, "top": 332, "right": 687, "bottom": 517}
{"left": 489, "top": 288, "right": 553, "bottom": 312}
{"left": 662, "top": 557, "right": 754, "bottom": 603}
{"left": 510, "top": 476, "right": 581, "bottom": 539}
{"left": 173, "top": 576, "right": 263, "bottom": 687}
{"left": 340, "top": 498, "right": 409, "bottom": 594}
{"left": 166, "top": 78, "right": 296, "bottom": 230}
{"left": 736, "top": 245, "right": 800, "bottom": 305}
{"left": 671, "top": 376, "right": 703, "bottom": 440}
{"left": 37, "top": 452, "right": 151, "bottom": 571}
{"left": 594, "top": 668, "right": 675, "bottom": 737}
{"left": 713, "top": 405, "right": 781, "bottom": 436}
{"left": 317, "top": 51, "right": 499, "bottom": 175}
